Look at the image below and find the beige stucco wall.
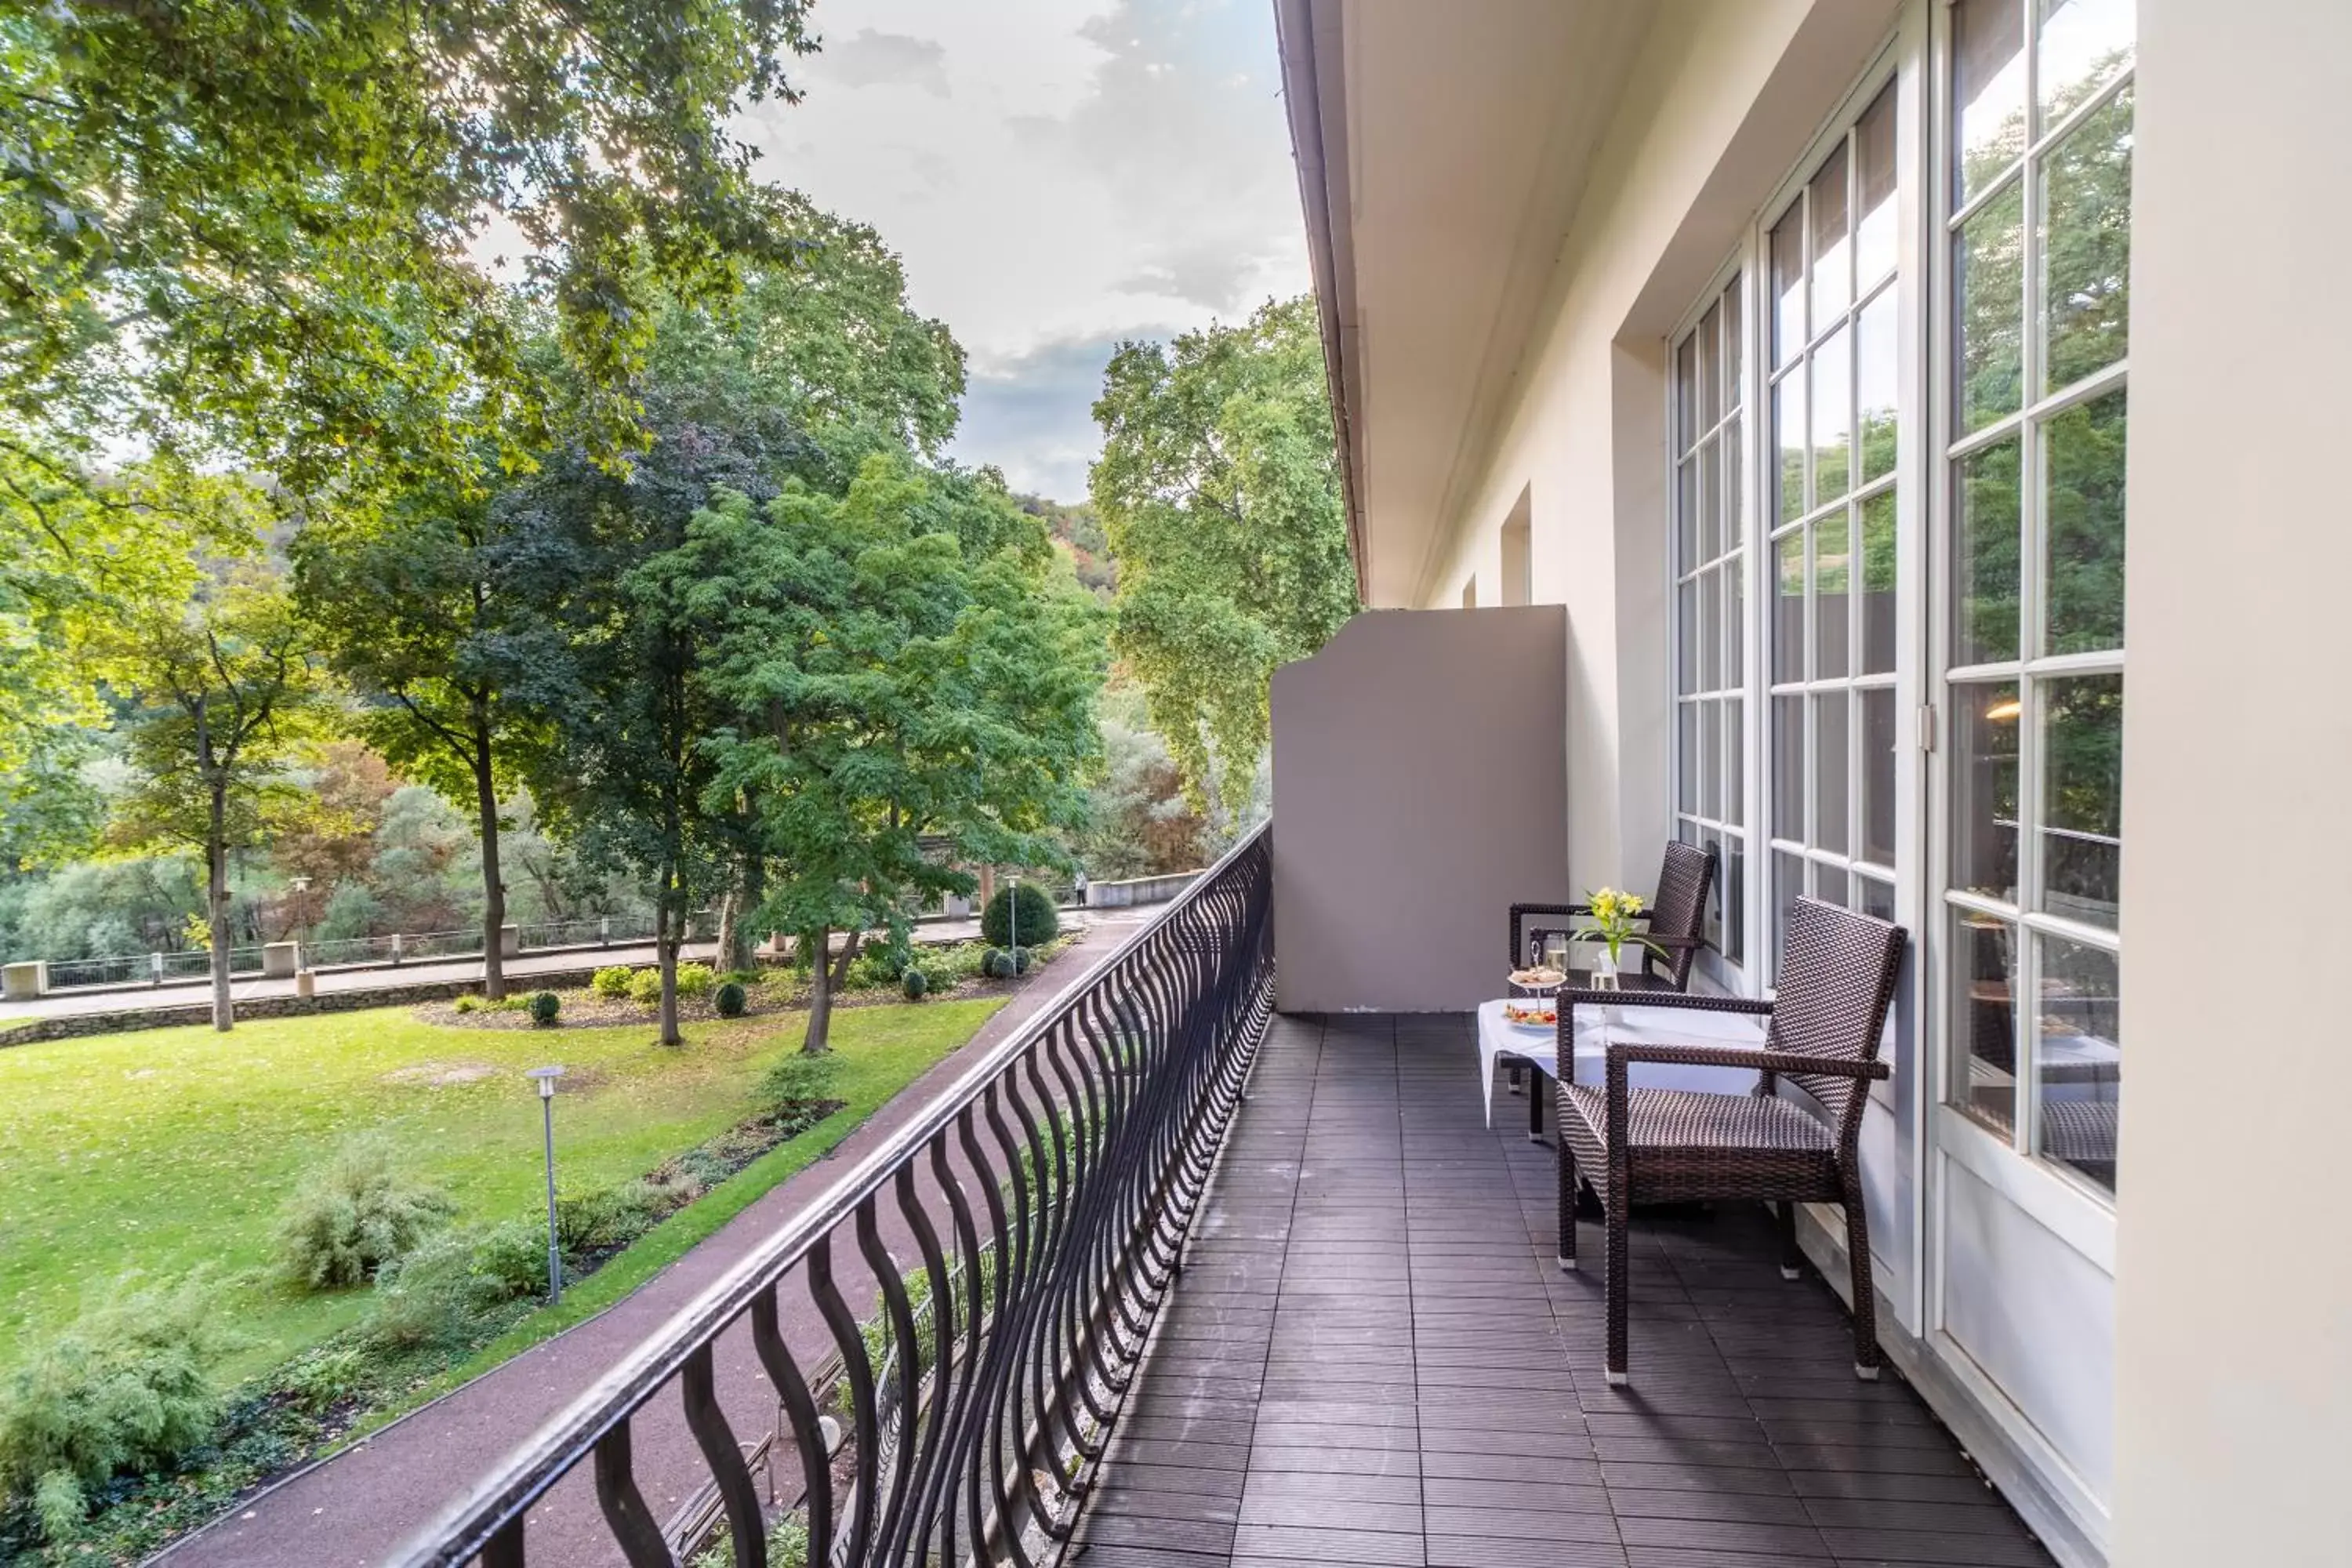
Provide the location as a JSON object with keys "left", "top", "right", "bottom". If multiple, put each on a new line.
{"left": 2110, "top": 2, "right": 2352, "bottom": 1562}
{"left": 1270, "top": 607, "right": 1569, "bottom": 1013}
{"left": 1410, "top": 0, "right": 1898, "bottom": 896}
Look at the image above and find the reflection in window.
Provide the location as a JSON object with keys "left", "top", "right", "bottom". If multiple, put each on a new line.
{"left": 2040, "top": 673, "right": 2122, "bottom": 928}
{"left": 2038, "top": 0, "right": 2135, "bottom": 129}
{"left": 2044, "top": 389, "right": 2128, "bottom": 655}
{"left": 2043, "top": 86, "right": 2135, "bottom": 393}
{"left": 2036, "top": 932, "right": 2120, "bottom": 1192}
{"left": 1951, "top": 682, "right": 2020, "bottom": 904}
{"left": 1956, "top": 180, "right": 2025, "bottom": 432}
{"left": 1955, "top": 0, "right": 2026, "bottom": 200}
{"left": 1954, "top": 437, "right": 2022, "bottom": 666}
{"left": 1953, "top": 910, "right": 2019, "bottom": 1134}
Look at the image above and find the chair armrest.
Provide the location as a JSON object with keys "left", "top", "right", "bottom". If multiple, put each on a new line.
{"left": 1605, "top": 1040, "right": 1891, "bottom": 1080}
{"left": 1561, "top": 989, "right": 1771, "bottom": 1018}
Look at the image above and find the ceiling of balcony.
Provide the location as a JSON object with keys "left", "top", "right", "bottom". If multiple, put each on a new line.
{"left": 1282, "top": 0, "right": 1654, "bottom": 607}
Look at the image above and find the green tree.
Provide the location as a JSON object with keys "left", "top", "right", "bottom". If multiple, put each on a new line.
{"left": 292, "top": 485, "right": 560, "bottom": 999}
{"left": 89, "top": 552, "right": 331, "bottom": 1031}
{"left": 2, "top": 1, "right": 818, "bottom": 498}
{"left": 1090, "top": 296, "right": 1356, "bottom": 808}
{"left": 673, "top": 459, "right": 1105, "bottom": 1054}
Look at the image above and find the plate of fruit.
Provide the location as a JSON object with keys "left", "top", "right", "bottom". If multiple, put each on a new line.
{"left": 1502, "top": 1000, "right": 1558, "bottom": 1029}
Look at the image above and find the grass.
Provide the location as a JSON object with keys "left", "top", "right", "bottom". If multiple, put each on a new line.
{"left": 0, "top": 996, "right": 1004, "bottom": 1385}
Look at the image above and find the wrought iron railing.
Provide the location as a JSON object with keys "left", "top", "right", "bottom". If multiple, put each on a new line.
{"left": 393, "top": 822, "right": 1274, "bottom": 1568}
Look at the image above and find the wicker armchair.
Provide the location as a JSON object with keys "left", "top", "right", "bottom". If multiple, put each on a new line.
{"left": 1506, "top": 841, "right": 1718, "bottom": 1134}
{"left": 1554, "top": 898, "right": 1907, "bottom": 1385}
{"left": 1508, "top": 839, "right": 1719, "bottom": 993}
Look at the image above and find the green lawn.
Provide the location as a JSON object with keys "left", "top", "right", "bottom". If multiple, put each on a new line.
{"left": 0, "top": 996, "right": 1002, "bottom": 1382}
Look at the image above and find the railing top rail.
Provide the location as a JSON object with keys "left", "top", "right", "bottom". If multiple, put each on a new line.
{"left": 396, "top": 821, "right": 1270, "bottom": 1566}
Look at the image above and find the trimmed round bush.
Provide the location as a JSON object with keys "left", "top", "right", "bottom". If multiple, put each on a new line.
{"left": 590, "top": 965, "right": 633, "bottom": 1000}
{"left": 714, "top": 980, "right": 748, "bottom": 1018}
{"left": 980, "top": 883, "right": 1058, "bottom": 949}
{"left": 981, "top": 948, "right": 1011, "bottom": 981}
{"left": 528, "top": 991, "right": 561, "bottom": 1027}
{"left": 1011, "top": 945, "right": 1033, "bottom": 975}
{"left": 902, "top": 968, "right": 930, "bottom": 1000}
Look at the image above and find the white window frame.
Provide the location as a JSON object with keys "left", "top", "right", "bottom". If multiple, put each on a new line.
{"left": 1665, "top": 256, "right": 1755, "bottom": 989}
{"left": 1928, "top": 0, "right": 2131, "bottom": 1210}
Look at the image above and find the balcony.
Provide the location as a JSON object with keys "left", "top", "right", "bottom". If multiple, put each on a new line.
{"left": 383, "top": 801, "right": 2052, "bottom": 1568}
{"left": 1073, "top": 1011, "right": 2053, "bottom": 1568}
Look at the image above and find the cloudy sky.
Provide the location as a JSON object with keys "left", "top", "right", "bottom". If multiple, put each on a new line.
{"left": 731, "top": 0, "right": 1311, "bottom": 502}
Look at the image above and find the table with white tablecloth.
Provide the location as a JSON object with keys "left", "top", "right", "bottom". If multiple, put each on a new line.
{"left": 1475, "top": 996, "right": 1771, "bottom": 1128}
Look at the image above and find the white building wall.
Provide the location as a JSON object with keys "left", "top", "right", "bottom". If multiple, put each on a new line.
{"left": 2111, "top": 2, "right": 2352, "bottom": 1562}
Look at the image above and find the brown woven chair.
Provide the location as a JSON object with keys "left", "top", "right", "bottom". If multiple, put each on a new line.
{"left": 1554, "top": 898, "right": 1907, "bottom": 1385}
{"left": 1508, "top": 839, "right": 1719, "bottom": 993}
{"left": 1506, "top": 841, "right": 1717, "bottom": 1138}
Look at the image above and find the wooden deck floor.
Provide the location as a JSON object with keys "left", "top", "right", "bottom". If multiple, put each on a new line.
{"left": 1067, "top": 1011, "right": 2053, "bottom": 1568}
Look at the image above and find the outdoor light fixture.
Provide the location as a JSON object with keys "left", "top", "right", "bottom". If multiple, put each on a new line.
{"left": 527, "top": 1065, "right": 566, "bottom": 1303}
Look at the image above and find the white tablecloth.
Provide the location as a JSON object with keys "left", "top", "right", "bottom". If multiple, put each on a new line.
{"left": 1476, "top": 997, "right": 1772, "bottom": 1127}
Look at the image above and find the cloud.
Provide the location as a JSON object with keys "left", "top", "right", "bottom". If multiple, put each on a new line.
{"left": 818, "top": 29, "right": 951, "bottom": 97}
{"left": 1009, "top": 0, "right": 1306, "bottom": 317}
{"left": 949, "top": 328, "right": 1175, "bottom": 503}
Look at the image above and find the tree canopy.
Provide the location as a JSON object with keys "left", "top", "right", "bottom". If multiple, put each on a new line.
{"left": 1091, "top": 296, "right": 1356, "bottom": 808}
{"left": 2, "top": 0, "right": 816, "bottom": 493}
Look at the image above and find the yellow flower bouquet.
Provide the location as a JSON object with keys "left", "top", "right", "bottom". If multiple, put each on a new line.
{"left": 1575, "top": 887, "right": 1663, "bottom": 985}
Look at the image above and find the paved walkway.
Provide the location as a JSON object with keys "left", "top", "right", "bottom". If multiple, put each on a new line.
{"left": 2, "top": 916, "right": 1029, "bottom": 1023}
{"left": 155, "top": 908, "right": 1149, "bottom": 1568}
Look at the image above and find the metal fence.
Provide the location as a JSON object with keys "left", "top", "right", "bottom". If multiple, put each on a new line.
{"left": 42, "top": 947, "right": 266, "bottom": 989}
{"left": 390, "top": 821, "right": 1276, "bottom": 1568}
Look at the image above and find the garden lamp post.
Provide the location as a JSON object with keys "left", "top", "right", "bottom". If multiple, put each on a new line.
{"left": 527, "top": 1065, "right": 565, "bottom": 1302}
{"left": 1010, "top": 873, "right": 1019, "bottom": 953}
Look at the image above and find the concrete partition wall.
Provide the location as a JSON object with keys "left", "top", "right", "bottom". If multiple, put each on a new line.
{"left": 1270, "top": 606, "right": 1568, "bottom": 1013}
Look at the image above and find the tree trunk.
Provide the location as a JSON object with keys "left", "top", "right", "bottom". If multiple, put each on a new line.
{"left": 208, "top": 782, "right": 233, "bottom": 1033}
{"left": 474, "top": 719, "right": 507, "bottom": 1002}
{"left": 736, "top": 848, "right": 765, "bottom": 972}
{"left": 802, "top": 925, "right": 863, "bottom": 1056}
{"left": 656, "top": 862, "right": 682, "bottom": 1047}
{"left": 713, "top": 880, "right": 739, "bottom": 978}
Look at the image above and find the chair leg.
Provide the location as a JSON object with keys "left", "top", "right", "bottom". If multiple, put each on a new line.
{"left": 1777, "top": 1200, "right": 1802, "bottom": 1281}
{"left": 1527, "top": 1076, "right": 1545, "bottom": 1142}
{"left": 1605, "top": 1167, "right": 1631, "bottom": 1385}
{"left": 1557, "top": 1132, "right": 1578, "bottom": 1271}
{"left": 1841, "top": 1171, "right": 1882, "bottom": 1380}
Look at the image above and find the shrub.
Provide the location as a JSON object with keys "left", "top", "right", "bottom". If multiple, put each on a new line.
{"left": 626, "top": 967, "right": 662, "bottom": 1005}
{"left": 980, "top": 883, "right": 1058, "bottom": 949}
{"left": 275, "top": 1139, "right": 457, "bottom": 1290}
{"left": 278, "top": 1346, "right": 369, "bottom": 1414}
{"left": 451, "top": 994, "right": 482, "bottom": 1014}
{"left": 528, "top": 991, "right": 561, "bottom": 1026}
{"left": 361, "top": 1233, "right": 489, "bottom": 1353}
{"left": 714, "top": 980, "right": 747, "bottom": 1018}
{"left": 590, "top": 965, "right": 634, "bottom": 1000}
{"left": 760, "top": 1051, "right": 840, "bottom": 1109}
{"left": 0, "top": 1276, "right": 230, "bottom": 1541}
{"left": 468, "top": 1219, "right": 552, "bottom": 1303}
{"left": 554, "top": 1181, "right": 664, "bottom": 1263}
{"left": 674, "top": 961, "right": 717, "bottom": 1000}
{"left": 1011, "top": 946, "right": 1033, "bottom": 975}
{"left": 844, "top": 940, "right": 911, "bottom": 990}
{"left": 901, "top": 968, "right": 929, "bottom": 1000}
{"left": 981, "top": 947, "right": 1011, "bottom": 981}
